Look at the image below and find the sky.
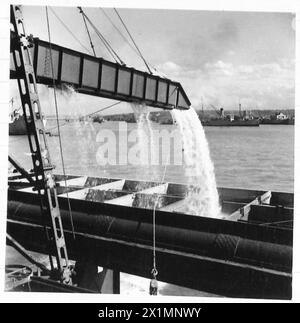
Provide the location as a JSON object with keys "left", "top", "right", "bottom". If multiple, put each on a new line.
{"left": 10, "top": 5, "right": 296, "bottom": 115}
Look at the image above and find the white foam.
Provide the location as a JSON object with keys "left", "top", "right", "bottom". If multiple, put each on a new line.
{"left": 171, "top": 108, "right": 221, "bottom": 218}
{"left": 131, "top": 103, "right": 159, "bottom": 181}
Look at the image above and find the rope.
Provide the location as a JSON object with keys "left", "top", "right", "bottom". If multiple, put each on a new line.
{"left": 45, "top": 6, "right": 76, "bottom": 239}
{"left": 150, "top": 154, "right": 169, "bottom": 295}
{"left": 48, "top": 7, "right": 93, "bottom": 55}
{"left": 78, "top": 7, "right": 96, "bottom": 57}
{"left": 79, "top": 8, "right": 124, "bottom": 65}
{"left": 113, "top": 8, "right": 152, "bottom": 74}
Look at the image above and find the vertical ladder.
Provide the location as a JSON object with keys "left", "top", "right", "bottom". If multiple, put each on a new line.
{"left": 10, "top": 5, "right": 72, "bottom": 284}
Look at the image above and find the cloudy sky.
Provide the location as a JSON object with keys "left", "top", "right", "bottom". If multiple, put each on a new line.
{"left": 10, "top": 5, "right": 295, "bottom": 115}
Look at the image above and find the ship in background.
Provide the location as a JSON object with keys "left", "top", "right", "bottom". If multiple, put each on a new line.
{"left": 200, "top": 103, "right": 260, "bottom": 127}
{"left": 260, "top": 111, "right": 295, "bottom": 125}
{"left": 8, "top": 98, "right": 27, "bottom": 135}
{"left": 9, "top": 98, "right": 48, "bottom": 135}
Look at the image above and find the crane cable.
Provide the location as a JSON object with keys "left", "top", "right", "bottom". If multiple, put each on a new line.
{"left": 78, "top": 7, "right": 96, "bottom": 57}
{"left": 85, "top": 101, "right": 122, "bottom": 118}
{"left": 45, "top": 6, "right": 76, "bottom": 240}
{"left": 85, "top": 15, "right": 124, "bottom": 64}
{"left": 45, "top": 101, "right": 122, "bottom": 132}
{"left": 79, "top": 8, "right": 124, "bottom": 65}
{"left": 48, "top": 7, "right": 93, "bottom": 55}
{"left": 113, "top": 8, "right": 152, "bottom": 74}
{"left": 99, "top": 7, "right": 140, "bottom": 58}
{"left": 49, "top": 6, "right": 162, "bottom": 76}
{"left": 150, "top": 155, "right": 169, "bottom": 295}
{"left": 79, "top": 9, "right": 117, "bottom": 62}
{"left": 99, "top": 7, "right": 167, "bottom": 78}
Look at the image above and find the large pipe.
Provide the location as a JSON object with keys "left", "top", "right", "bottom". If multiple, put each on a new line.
{"left": 8, "top": 189, "right": 293, "bottom": 246}
{"left": 7, "top": 199, "right": 292, "bottom": 273}
{"left": 7, "top": 217, "right": 292, "bottom": 299}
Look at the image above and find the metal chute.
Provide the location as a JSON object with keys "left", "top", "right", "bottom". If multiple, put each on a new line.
{"left": 10, "top": 36, "right": 191, "bottom": 110}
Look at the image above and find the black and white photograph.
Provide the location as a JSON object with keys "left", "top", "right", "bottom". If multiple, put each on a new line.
{"left": 0, "top": 0, "right": 299, "bottom": 304}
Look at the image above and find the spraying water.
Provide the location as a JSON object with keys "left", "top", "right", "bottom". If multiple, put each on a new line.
{"left": 171, "top": 108, "right": 221, "bottom": 218}
{"left": 131, "top": 103, "right": 159, "bottom": 180}
{"left": 131, "top": 103, "right": 149, "bottom": 165}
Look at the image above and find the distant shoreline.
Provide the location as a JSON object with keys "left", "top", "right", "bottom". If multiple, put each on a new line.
{"left": 44, "top": 108, "right": 295, "bottom": 120}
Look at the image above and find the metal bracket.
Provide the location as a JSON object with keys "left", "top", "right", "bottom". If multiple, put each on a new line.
{"left": 10, "top": 4, "right": 72, "bottom": 284}
{"left": 8, "top": 155, "right": 35, "bottom": 186}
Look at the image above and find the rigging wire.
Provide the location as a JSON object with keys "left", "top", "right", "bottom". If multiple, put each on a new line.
{"left": 48, "top": 7, "right": 93, "bottom": 55}
{"left": 78, "top": 7, "right": 96, "bottom": 57}
{"left": 79, "top": 8, "right": 124, "bottom": 65}
{"left": 98, "top": 7, "right": 140, "bottom": 57}
{"left": 99, "top": 8, "right": 166, "bottom": 77}
{"left": 49, "top": 6, "right": 164, "bottom": 76}
{"left": 45, "top": 6, "right": 76, "bottom": 239}
{"left": 45, "top": 101, "right": 122, "bottom": 132}
{"left": 113, "top": 8, "right": 152, "bottom": 74}
{"left": 150, "top": 154, "right": 169, "bottom": 295}
{"left": 83, "top": 15, "right": 118, "bottom": 63}
{"left": 86, "top": 15, "right": 124, "bottom": 64}
{"left": 85, "top": 101, "right": 122, "bottom": 118}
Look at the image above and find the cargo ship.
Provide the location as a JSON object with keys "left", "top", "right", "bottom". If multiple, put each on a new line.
{"left": 9, "top": 98, "right": 49, "bottom": 135}
{"left": 200, "top": 105, "right": 260, "bottom": 127}
{"left": 261, "top": 112, "right": 295, "bottom": 125}
{"left": 9, "top": 99, "right": 27, "bottom": 135}
{"left": 202, "top": 117, "right": 260, "bottom": 127}
{"left": 9, "top": 113, "right": 27, "bottom": 135}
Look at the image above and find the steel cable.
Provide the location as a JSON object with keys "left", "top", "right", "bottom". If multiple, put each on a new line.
{"left": 45, "top": 7, "right": 76, "bottom": 239}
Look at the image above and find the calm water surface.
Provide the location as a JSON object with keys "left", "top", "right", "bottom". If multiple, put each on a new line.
{"left": 9, "top": 122, "right": 294, "bottom": 192}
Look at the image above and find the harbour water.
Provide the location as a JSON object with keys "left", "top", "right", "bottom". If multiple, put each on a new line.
{"left": 9, "top": 122, "right": 294, "bottom": 193}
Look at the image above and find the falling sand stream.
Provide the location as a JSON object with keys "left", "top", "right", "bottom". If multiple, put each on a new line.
{"left": 132, "top": 102, "right": 220, "bottom": 218}
{"left": 171, "top": 107, "right": 220, "bottom": 218}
